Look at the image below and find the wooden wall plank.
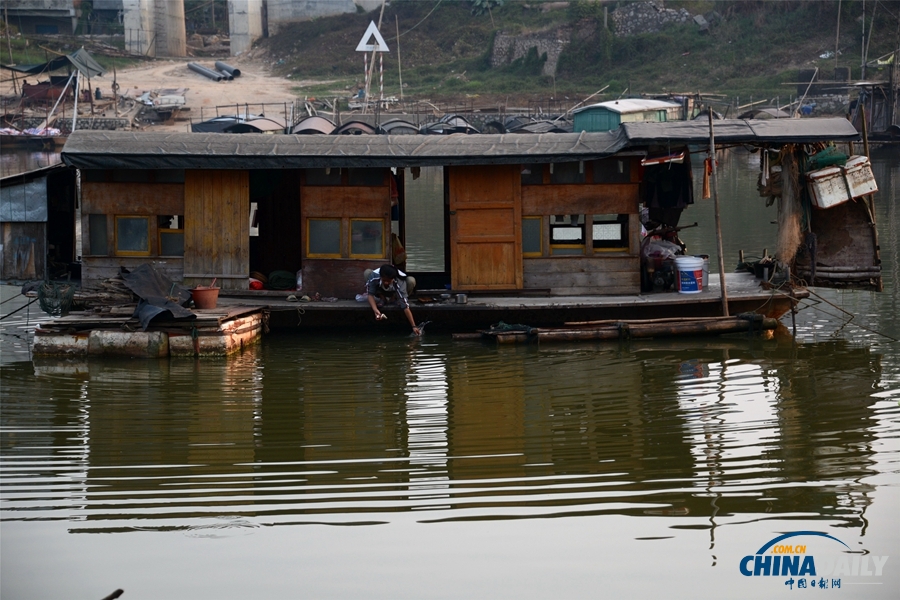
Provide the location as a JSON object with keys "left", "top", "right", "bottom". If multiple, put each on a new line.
{"left": 524, "top": 256, "right": 638, "bottom": 274}
{"left": 82, "top": 258, "right": 183, "bottom": 290}
{"left": 523, "top": 257, "right": 640, "bottom": 295}
{"left": 456, "top": 243, "right": 517, "bottom": 288}
{"left": 82, "top": 182, "right": 184, "bottom": 215}
{"left": 301, "top": 186, "right": 388, "bottom": 218}
{"left": 449, "top": 165, "right": 522, "bottom": 290}
{"left": 302, "top": 258, "right": 385, "bottom": 299}
{"left": 455, "top": 208, "right": 516, "bottom": 239}
{"left": 184, "top": 170, "right": 249, "bottom": 290}
{"left": 522, "top": 184, "right": 638, "bottom": 215}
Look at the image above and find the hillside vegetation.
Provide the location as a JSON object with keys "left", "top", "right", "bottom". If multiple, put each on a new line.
{"left": 254, "top": 0, "right": 900, "bottom": 112}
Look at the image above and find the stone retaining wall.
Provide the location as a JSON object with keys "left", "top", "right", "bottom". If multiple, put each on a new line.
{"left": 21, "top": 116, "right": 132, "bottom": 132}
{"left": 491, "top": 27, "right": 571, "bottom": 76}
{"left": 611, "top": 1, "right": 692, "bottom": 36}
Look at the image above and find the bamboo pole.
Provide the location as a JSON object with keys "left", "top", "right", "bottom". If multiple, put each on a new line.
{"left": 534, "top": 318, "right": 778, "bottom": 342}
{"left": 834, "top": 0, "right": 841, "bottom": 76}
{"left": 859, "top": 104, "right": 884, "bottom": 292}
{"left": 72, "top": 70, "right": 80, "bottom": 132}
{"left": 37, "top": 69, "right": 75, "bottom": 130}
{"left": 794, "top": 67, "right": 818, "bottom": 117}
{"left": 113, "top": 65, "right": 118, "bottom": 118}
{"left": 395, "top": 14, "right": 403, "bottom": 101}
{"left": 708, "top": 108, "right": 729, "bottom": 316}
{"left": 87, "top": 76, "right": 95, "bottom": 116}
{"left": 4, "top": 2, "right": 18, "bottom": 95}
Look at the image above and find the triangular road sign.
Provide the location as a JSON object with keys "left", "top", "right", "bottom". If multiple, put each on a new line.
{"left": 356, "top": 21, "right": 389, "bottom": 52}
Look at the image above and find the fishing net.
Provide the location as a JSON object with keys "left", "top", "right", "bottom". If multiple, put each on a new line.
{"left": 37, "top": 281, "right": 76, "bottom": 317}
{"left": 776, "top": 148, "right": 803, "bottom": 266}
{"left": 486, "top": 321, "right": 536, "bottom": 335}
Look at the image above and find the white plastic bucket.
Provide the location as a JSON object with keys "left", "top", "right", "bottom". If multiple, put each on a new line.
{"left": 675, "top": 256, "right": 704, "bottom": 294}
{"left": 695, "top": 255, "right": 709, "bottom": 292}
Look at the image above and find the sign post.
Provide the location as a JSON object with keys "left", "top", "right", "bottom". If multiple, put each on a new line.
{"left": 355, "top": 21, "right": 390, "bottom": 111}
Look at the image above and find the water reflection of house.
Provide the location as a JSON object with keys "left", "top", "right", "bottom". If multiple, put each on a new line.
{"left": 14, "top": 336, "right": 885, "bottom": 528}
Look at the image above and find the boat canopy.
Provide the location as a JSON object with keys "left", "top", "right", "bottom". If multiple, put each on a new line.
{"left": 61, "top": 131, "right": 626, "bottom": 170}
{"left": 1, "top": 48, "right": 105, "bottom": 78}
{"left": 61, "top": 118, "right": 860, "bottom": 171}
{"left": 620, "top": 117, "right": 859, "bottom": 145}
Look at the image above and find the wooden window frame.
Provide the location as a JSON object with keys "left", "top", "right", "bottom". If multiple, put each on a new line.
{"left": 349, "top": 218, "right": 386, "bottom": 259}
{"left": 87, "top": 213, "right": 109, "bottom": 256}
{"left": 591, "top": 214, "right": 630, "bottom": 252}
{"left": 522, "top": 216, "right": 543, "bottom": 257}
{"left": 114, "top": 215, "right": 151, "bottom": 257}
{"left": 306, "top": 217, "right": 343, "bottom": 258}
{"left": 158, "top": 228, "right": 185, "bottom": 257}
{"left": 549, "top": 215, "right": 585, "bottom": 256}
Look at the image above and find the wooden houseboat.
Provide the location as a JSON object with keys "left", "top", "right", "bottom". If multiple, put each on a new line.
{"left": 55, "top": 117, "right": 879, "bottom": 335}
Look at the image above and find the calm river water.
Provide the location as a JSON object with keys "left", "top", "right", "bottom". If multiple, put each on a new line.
{"left": 1, "top": 146, "right": 899, "bottom": 599}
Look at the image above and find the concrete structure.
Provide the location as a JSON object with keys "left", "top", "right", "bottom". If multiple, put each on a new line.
{"left": 4, "top": 0, "right": 82, "bottom": 35}
{"left": 121, "top": 0, "right": 185, "bottom": 57}
{"left": 228, "top": 0, "right": 382, "bottom": 57}
{"left": 228, "top": 0, "right": 263, "bottom": 56}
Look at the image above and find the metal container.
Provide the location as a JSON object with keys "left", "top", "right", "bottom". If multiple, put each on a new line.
{"left": 456, "top": 293, "right": 467, "bottom": 304}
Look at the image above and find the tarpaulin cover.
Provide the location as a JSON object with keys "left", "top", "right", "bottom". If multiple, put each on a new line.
{"left": 191, "top": 118, "right": 243, "bottom": 133}
{"left": 61, "top": 130, "right": 629, "bottom": 170}
{"left": 1, "top": 48, "right": 106, "bottom": 78}
{"left": 120, "top": 263, "right": 195, "bottom": 331}
{"left": 61, "top": 118, "right": 860, "bottom": 171}
{"left": 620, "top": 117, "right": 860, "bottom": 145}
{"left": 0, "top": 178, "right": 47, "bottom": 222}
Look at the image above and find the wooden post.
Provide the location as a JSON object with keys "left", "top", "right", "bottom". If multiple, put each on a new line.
{"left": 708, "top": 108, "right": 729, "bottom": 316}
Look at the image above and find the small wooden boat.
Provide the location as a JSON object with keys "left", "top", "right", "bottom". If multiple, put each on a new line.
{"left": 473, "top": 314, "right": 780, "bottom": 344}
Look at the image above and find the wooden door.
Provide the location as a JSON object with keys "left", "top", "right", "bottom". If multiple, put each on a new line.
{"left": 449, "top": 165, "right": 522, "bottom": 290}
{"left": 183, "top": 170, "right": 249, "bottom": 290}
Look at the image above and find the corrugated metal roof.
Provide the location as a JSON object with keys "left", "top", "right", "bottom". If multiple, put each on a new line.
{"left": 61, "top": 130, "right": 628, "bottom": 170}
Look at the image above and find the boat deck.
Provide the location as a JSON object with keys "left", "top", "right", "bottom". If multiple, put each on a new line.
{"left": 224, "top": 272, "right": 803, "bottom": 332}
{"left": 34, "top": 305, "right": 266, "bottom": 358}
{"left": 28, "top": 273, "right": 801, "bottom": 356}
